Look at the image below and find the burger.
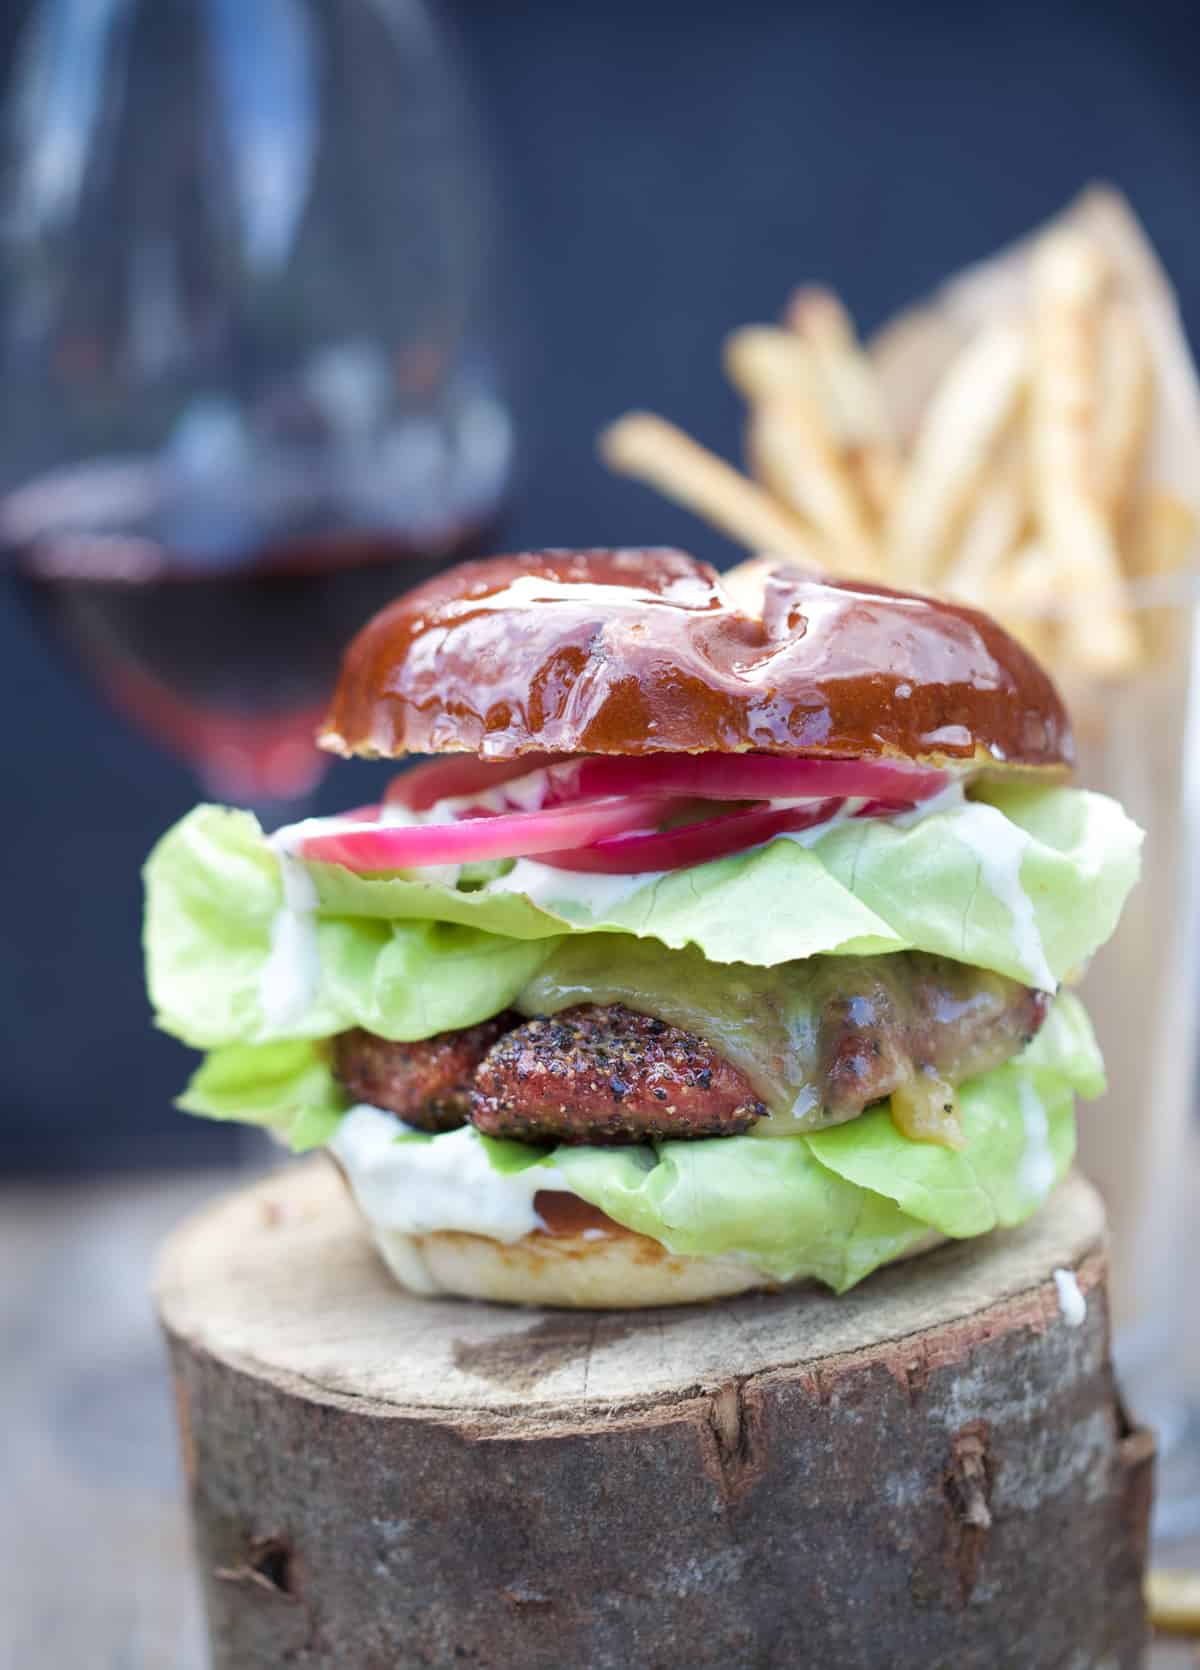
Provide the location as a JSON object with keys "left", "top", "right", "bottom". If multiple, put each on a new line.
{"left": 144, "top": 548, "right": 1140, "bottom": 1307}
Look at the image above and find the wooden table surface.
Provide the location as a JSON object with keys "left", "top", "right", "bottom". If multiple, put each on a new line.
{"left": 2, "top": 1170, "right": 1196, "bottom": 1670}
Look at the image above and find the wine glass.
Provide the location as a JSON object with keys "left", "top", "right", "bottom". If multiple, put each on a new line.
{"left": 0, "top": 0, "right": 512, "bottom": 823}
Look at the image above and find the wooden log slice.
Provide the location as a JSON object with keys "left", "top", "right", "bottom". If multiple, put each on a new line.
{"left": 156, "top": 1160, "right": 1153, "bottom": 1670}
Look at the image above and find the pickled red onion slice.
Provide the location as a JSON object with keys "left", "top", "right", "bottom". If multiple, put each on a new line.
{"left": 384, "top": 752, "right": 949, "bottom": 819}
{"left": 853, "top": 798, "right": 914, "bottom": 819}
{"left": 568, "top": 754, "right": 947, "bottom": 804}
{"left": 536, "top": 799, "right": 845, "bottom": 874}
{"left": 299, "top": 794, "right": 665, "bottom": 870}
{"left": 383, "top": 753, "right": 572, "bottom": 812}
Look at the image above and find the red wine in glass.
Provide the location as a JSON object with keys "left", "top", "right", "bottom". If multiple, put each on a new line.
{"left": 8, "top": 460, "right": 498, "bottom": 810}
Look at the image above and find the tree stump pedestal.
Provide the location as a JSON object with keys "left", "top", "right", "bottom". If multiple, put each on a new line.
{"left": 156, "top": 1161, "right": 1153, "bottom": 1668}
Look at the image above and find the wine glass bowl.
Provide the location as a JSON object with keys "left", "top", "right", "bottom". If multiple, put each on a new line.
{"left": 1, "top": 0, "right": 511, "bottom": 809}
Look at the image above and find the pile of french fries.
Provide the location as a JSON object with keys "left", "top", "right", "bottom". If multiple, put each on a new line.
{"left": 601, "top": 225, "right": 1198, "bottom": 683}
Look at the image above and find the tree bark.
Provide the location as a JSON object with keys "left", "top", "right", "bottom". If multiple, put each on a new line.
{"left": 156, "top": 1160, "right": 1152, "bottom": 1670}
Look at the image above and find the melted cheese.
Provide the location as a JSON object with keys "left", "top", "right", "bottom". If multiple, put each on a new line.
{"left": 486, "top": 859, "right": 662, "bottom": 915}
{"left": 517, "top": 938, "right": 1026, "bottom": 1144}
{"left": 889, "top": 1071, "right": 965, "bottom": 1148}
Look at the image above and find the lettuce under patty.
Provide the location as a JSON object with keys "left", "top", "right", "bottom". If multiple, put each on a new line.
{"left": 180, "top": 993, "right": 1099, "bottom": 1289}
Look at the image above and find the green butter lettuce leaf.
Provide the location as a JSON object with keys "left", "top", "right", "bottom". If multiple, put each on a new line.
{"left": 555, "top": 1136, "right": 931, "bottom": 1290}
{"left": 305, "top": 784, "right": 1139, "bottom": 985}
{"left": 145, "top": 806, "right": 558, "bottom": 1048}
{"left": 1020, "top": 987, "right": 1105, "bottom": 1096}
{"left": 560, "top": 1043, "right": 1081, "bottom": 1286}
{"left": 805, "top": 1068, "right": 1075, "bottom": 1238}
{"left": 179, "top": 1040, "right": 347, "bottom": 1152}
{"left": 316, "top": 918, "right": 556, "bottom": 1044}
{"left": 308, "top": 839, "right": 901, "bottom": 959}
{"left": 310, "top": 856, "right": 572, "bottom": 939}
{"left": 475, "top": 1132, "right": 556, "bottom": 1173}
{"left": 812, "top": 783, "right": 1142, "bottom": 988}
{"left": 970, "top": 780, "right": 1140, "bottom": 981}
{"left": 803, "top": 990, "right": 1097, "bottom": 1237}
{"left": 142, "top": 802, "right": 325, "bottom": 1045}
{"left": 560, "top": 1078, "right": 1079, "bottom": 1289}
{"left": 145, "top": 788, "right": 1140, "bottom": 1049}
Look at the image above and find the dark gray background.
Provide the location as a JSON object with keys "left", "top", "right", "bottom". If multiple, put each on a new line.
{"left": 3, "top": 0, "right": 1195, "bottom": 1169}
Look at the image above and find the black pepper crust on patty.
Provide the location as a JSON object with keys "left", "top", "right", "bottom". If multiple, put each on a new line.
{"left": 467, "top": 1003, "right": 767, "bottom": 1144}
{"left": 332, "top": 1015, "right": 520, "bottom": 1132}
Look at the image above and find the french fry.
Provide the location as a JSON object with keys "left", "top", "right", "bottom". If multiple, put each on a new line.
{"left": 786, "top": 287, "right": 903, "bottom": 519}
{"left": 1029, "top": 229, "right": 1140, "bottom": 676}
{"left": 1093, "top": 296, "right": 1153, "bottom": 517}
{"left": 1125, "top": 489, "right": 1198, "bottom": 660}
{"left": 885, "top": 320, "right": 1029, "bottom": 586}
{"left": 745, "top": 403, "right": 811, "bottom": 513}
{"left": 940, "top": 432, "right": 1029, "bottom": 605}
{"left": 1126, "top": 488, "right": 1198, "bottom": 580}
{"left": 599, "top": 412, "right": 833, "bottom": 567}
{"left": 723, "top": 327, "right": 830, "bottom": 417}
{"left": 600, "top": 193, "right": 1193, "bottom": 698}
{"left": 1145, "top": 1568, "right": 1200, "bottom": 1638}
{"left": 727, "top": 309, "right": 884, "bottom": 573}
{"left": 721, "top": 554, "right": 787, "bottom": 618}
{"left": 745, "top": 399, "right": 883, "bottom": 577}
{"left": 981, "top": 540, "right": 1060, "bottom": 666}
{"left": 724, "top": 321, "right": 881, "bottom": 571}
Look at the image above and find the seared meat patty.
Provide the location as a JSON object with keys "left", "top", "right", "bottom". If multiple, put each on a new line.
{"left": 330, "top": 955, "right": 1050, "bottom": 1146}
{"left": 469, "top": 1004, "right": 767, "bottom": 1143}
{"left": 817, "top": 961, "right": 1050, "bottom": 1122}
{"left": 332, "top": 1015, "right": 519, "bottom": 1132}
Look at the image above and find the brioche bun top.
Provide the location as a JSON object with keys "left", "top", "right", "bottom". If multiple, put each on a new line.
{"left": 319, "top": 548, "right": 1072, "bottom": 772}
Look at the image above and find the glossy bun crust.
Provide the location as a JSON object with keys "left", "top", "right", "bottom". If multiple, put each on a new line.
{"left": 320, "top": 549, "right": 1072, "bottom": 771}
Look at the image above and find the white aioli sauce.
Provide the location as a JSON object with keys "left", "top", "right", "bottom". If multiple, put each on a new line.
{"left": 893, "top": 779, "right": 967, "bottom": 826}
{"left": 330, "top": 1105, "right": 573, "bottom": 1240}
{"left": 484, "top": 858, "right": 663, "bottom": 915}
{"left": 778, "top": 796, "right": 869, "bottom": 847}
{"left": 1053, "top": 1267, "right": 1087, "bottom": 1327}
{"left": 259, "top": 806, "right": 453, "bottom": 1029}
{"left": 1016, "top": 1076, "right": 1057, "bottom": 1201}
{"left": 433, "top": 760, "right": 583, "bottom": 818}
{"left": 949, "top": 800, "right": 1055, "bottom": 990}
{"left": 259, "top": 823, "right": 325, "bottom": 1030}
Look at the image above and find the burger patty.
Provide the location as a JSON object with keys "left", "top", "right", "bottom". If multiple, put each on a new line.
{"left": 332, "top": 1014, "right": 519, "bottom": 1132}
{"left": 818, "top": 968, "right": 1050, "bottom": 1121}
{"left": 469, "top": 1005, "right": 767, "bottom": 1143}
{"left": 331, "top": 960, "right": 1049, "bottom": 1143}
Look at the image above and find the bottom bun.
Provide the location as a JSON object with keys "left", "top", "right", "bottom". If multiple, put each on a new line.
{"left": 363, "top": 1218, "right": 946, "bottom": 1309}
